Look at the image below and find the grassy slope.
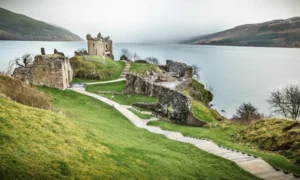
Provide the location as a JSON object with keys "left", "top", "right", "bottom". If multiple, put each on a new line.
{"left": 70, "top": 56, "right": 125, "bottom": 83}
{"left": 130, "top": 62, "right": 161, "bottom": 77}
{"left": 86, "top": 81, "right": 126, "bottom": 93}
{"left": 192, "top": 100, "right": 219, "bottom": 123}
{"left": 183, "top": 79, "right": 213, "bottom": 105}
{"left": 100, "top": 94, "right": 158, "bottom": 105}
{"left": 0, "top": 7, "right": 82, "bottom": 41}
{"left": 9, "top": 87, "right": 259, "bottom": 179}
{"left": 148, "top": 120, "right": 300, "bottom": 175}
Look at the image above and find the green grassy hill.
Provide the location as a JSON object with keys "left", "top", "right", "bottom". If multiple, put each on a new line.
{"left": 0, "top": 86, "right": 260, "bottom": 179}
{"left": 70, "top": 56, "right": 125, "bottom": 83}
{"left": 0, "top": 7, "right": 82, "bottom": 41}
{"left": 130, "top": 62, "right": 161, "bottom": 76}
{"left": 149, "top": 119, "right": 300, "bottom": 175}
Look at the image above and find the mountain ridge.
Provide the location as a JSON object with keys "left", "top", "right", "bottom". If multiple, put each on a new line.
{"left": 180, "top": 17, "right": 300, "bottom": 48}
{"left": 0, "top": 7, "right": 82, "bottom": 41}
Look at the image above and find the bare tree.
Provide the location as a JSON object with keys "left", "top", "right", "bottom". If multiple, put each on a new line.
{"left": 133, "top": 52, "right": 140, "bottom": 61}
{"left": 192, "top": 64, "right": 200, "bottom": 80}
{"left": 120, "top": 49, "right": 132, "bottom": 60}
{"left": 267, "top": 84, "right": 300, "bottom": 120}
{"left": 145, "top": 57, "right": 159, "bottom": 65}
{"left": 234, "top": 102, "right": 260, "bottom": 121}
{"left": 0, "top": 60, "right": 16, "bottom": 75}
{"left": 22, "top": 53, "right": 33, "bottom": 67}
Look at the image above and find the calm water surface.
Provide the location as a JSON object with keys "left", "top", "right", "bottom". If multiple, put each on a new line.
{"left": 0, "top": 41, "right": 299, "bottom": 117}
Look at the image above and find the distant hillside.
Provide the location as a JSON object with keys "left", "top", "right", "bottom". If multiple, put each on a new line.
{"left": 0, "top": 7, "right": 82, "bottom": 41}
{"left": 181, "top": 17, "right": 300, "bottom": 48}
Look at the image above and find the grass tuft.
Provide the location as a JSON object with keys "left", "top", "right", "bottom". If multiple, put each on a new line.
{"left": 0, "top": 75, "right": 52, "bottom": 110}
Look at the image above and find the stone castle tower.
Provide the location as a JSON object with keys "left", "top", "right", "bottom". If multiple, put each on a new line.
{"left": 86, "top": 32, "right": 113, "bottom": 58}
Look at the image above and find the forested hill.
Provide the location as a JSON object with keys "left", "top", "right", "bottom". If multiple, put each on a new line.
{"left": 0, "top": 7, "right": 82, "bottom": 41}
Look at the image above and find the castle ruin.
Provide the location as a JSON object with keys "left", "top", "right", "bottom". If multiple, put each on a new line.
{"left": 12, "top": 50, "right": 73, "bottom": 90}
{"left": 86, "top": 33, "right": 113, "bottom": 58}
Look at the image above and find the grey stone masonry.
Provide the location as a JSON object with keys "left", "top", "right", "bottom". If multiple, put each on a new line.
{"left": 12, "top": 54, "right": 73, "bottom": 90}
{"left": 126, "top": 73, "right": 206, "bottom": 126}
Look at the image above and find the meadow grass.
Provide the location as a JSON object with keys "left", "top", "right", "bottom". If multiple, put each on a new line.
{"left": 100, "top": 94, "right": 158, "bottom": 105}
{"left": 86, "top": 80, "right": 126, "bottom": 93}
{"left": 84, "top": 55, "right": 106, "bottom": 63}
{"left": 130, "top": 62, "right": 161, "bottom": 76}
{"left": 192, "top": 100, "right": 218, "bottom": 123}
{"left": 86, "top": 81, "right": 158, "bottom": 105}
{"left": 148, "top": 120, "right": 300, "bottom": 175}
{"left": 0, "top": 87, "right": 261, "bottom": 179}
{"left": 70, "top": 57, "right": 125, "bottom": 83}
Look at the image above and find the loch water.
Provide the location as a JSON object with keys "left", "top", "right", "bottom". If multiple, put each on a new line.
{"left": 0, "top": 40, "right": 299, "bottom": 117}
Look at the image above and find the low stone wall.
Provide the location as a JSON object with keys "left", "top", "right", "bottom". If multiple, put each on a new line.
{"left": 96, "top": 90, "right": 129, "bottom": 95}
{"left": 126, "top": 73, "right": 206, "bottom": 126}
{"left": 132, "top": 102, "right": 159, "bottom": 111}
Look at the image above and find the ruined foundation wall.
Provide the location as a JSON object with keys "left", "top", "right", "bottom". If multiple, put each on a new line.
{"left": 166, "top": 60, "right": 188, "bottom": 77}
{"left": 12, "top": 55, "right": 73, "bottom": 90}
{"left": 126, "top": 73, "right": 206, "bottom": 126}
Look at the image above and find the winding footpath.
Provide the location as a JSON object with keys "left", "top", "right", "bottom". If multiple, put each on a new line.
{"left": 70, "top": 86, "right": 299, "bottom": 180}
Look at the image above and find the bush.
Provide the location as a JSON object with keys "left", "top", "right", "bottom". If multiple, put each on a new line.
{"left": 233, "top": 102, "right": 260, "bottom": 123}
{"left": 235, "top": 119, "right": 300, "bottom": 164}
{"left": 0, "top": 75, "right": 52, "bottom": 110}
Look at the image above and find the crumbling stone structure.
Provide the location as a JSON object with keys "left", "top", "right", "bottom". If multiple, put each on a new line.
{"left": 159, "top": 60, "right": 193, "bottom": 78}
{"left": 12, "top": 53, "right": 73, "bottom": 90}
{"left": 126, "top": 73, "right": 206, "bottom": 126}
{"left": 86, "top": 32, "right": 113, "bottom": 58}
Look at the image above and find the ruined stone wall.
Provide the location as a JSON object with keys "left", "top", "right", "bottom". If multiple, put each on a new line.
{"left": 166, "top": 60, "right": 188, "bottom": 77}
{"left": 126, "top": 73, "right": 206, "bottom": 126}
{"left": 12, "top": 55, "right": 73, "bottom": 90}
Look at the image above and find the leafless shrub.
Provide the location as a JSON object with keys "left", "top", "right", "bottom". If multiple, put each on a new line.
{"left": 232, "top": 102, "right": 260, "bottom": 124}
{"left": 145, "top": 57, "right": 159, "bottom": 65}
{"left": 267, "top": 84, "right": 300, "bottom": 120}
{"left": 0, "top": 60, "right": 16, "bottom": 76}
{"left": 120, "top": 49, "right": 132, "bottom": 59}
{"left": 192, "top": 64, "right": 200, "bottom": 80}
{"left": 132, "top": 52, "right": 140, "bottom": 61}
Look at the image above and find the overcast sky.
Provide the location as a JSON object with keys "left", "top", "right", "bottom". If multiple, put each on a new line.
{"left": 1, "top": 0, "right": 300, "bottom": 42}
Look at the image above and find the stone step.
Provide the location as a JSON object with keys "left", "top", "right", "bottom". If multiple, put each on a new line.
{"left": 165, "top": 132, "right": 184, "bottom": 140}
{"left": 256, "top": 170, "right": 291, "bottom": 180}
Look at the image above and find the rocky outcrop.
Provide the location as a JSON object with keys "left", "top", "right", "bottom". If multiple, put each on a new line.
{"left": 126, "top": 73, "right": 206, "bottom": 126}
{"left": 12, "top": 54, "right": 73, "bottom": 90}
{"left": 163, "top": 60, "right": 193, "bottom": 78}
{"left": 54, "top": 49, "right": 65, "bottom": 57}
